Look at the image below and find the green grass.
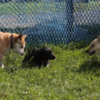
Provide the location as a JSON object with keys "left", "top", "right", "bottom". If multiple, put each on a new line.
{"left": 0, "top": 42, "right": 100, "bottom": 99}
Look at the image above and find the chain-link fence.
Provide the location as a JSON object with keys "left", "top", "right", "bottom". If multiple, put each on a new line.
{"left": 0, "top": 0, "right": 100, "bottom": 45}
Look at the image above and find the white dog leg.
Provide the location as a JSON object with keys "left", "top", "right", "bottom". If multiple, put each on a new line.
{"left": 0, "top": 54, "right": 4, "bottom": 68}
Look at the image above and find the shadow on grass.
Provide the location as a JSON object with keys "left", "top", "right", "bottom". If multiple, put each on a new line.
{"left": 79, "top": 56, "right": 100, "bottom": 73}
{"left": 21, "top": 63, "right": 40, "bottom": 69}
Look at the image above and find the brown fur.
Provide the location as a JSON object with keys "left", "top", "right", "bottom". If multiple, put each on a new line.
{"left": 0, "top": 31, "right": 27, "bottom": 68}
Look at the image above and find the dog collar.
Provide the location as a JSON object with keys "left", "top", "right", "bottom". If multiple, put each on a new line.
{"left": 10, "top": 34, "right": 14, "bottom": 49}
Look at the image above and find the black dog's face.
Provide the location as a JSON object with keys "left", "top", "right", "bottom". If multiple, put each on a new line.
{"left": 34, "top": 46, "right": 56, "bottom": 66}
{"left": 40, "top": 47, "right": 55, "bottom": 60}
{"left": 23, "top": 46, "right": 56, "bottom": 67}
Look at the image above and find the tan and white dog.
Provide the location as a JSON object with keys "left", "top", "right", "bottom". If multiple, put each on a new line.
{"left": 0, "top": 31, "right": 27, "bottom": 68}
{"left": 86, "top": 36, "right": 100, "bottom": 55}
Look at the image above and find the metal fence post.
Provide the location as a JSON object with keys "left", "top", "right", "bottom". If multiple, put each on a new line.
{"left": 66, "top": 0, "right": 74, "bottom": 42}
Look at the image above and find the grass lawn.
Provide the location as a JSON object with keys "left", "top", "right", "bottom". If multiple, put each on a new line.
{"left": 74, "top": 1, "right": 100, "bottom": 12}
{"left": 0, "top": 2, "right": 65, "bottom": 15}
{"left": 0, "top": 1, "right": 100, "bottom": 15}
{"left": 0, "top": 42, "right": 100, "bottom": 100}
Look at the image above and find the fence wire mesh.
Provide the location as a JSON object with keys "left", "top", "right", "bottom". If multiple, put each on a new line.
{"left": 0, "top": 0, "right": 100, "bottom": 45}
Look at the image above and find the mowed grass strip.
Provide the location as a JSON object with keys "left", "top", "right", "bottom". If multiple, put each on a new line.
{"left": 0, "top": 2, "right": 65, "bottom": 15}
{"left": 74, "top": 1, "right": 100, "bottom": 12}
{"left": 0, "top": 1, "right": 100, "bottom": 15}
{"left": 0, "top": 43, "right": 100, "bottom": 100}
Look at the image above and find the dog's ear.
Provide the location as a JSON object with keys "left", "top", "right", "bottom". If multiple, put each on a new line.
{"left": 97, "top": 36, "right": 100, "bottom": 42}
{"left": 18, "top": 34, "right": 23, "bottom": 40}
{"left": 18, "top": 34, "right": 27, "bottom": 40}
{"left": 23, "top": 35, "right": 27, "bottom": 39}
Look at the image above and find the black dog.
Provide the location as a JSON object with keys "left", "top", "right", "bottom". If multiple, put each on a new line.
{"left": 22, "top": 46, "right": 56, "bottom": 68}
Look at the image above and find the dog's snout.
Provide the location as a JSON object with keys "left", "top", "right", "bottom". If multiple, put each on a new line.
{"left": 51, "top": 55, "right": 56, "bottom": 59}
{"left": 53, "top": 56, "right": 56, "bottom": 59}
